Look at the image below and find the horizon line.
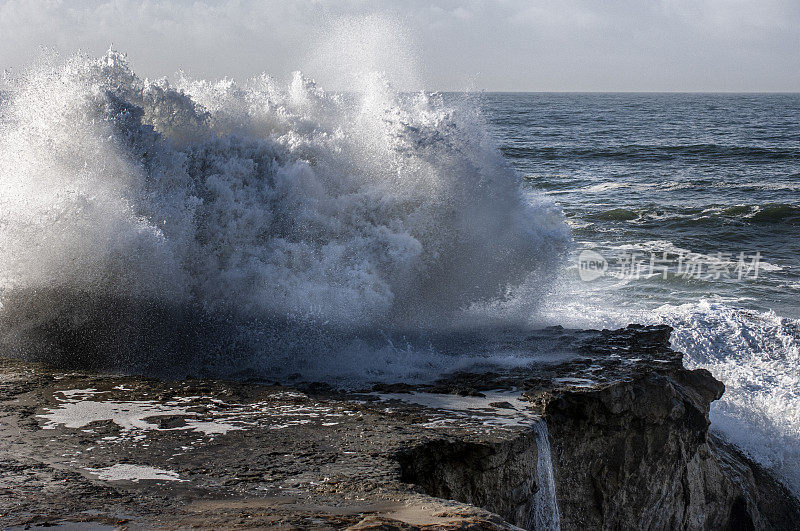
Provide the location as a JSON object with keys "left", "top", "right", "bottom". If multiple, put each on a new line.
{"left": 433, "top": 90, "right": 800, "bottom": 95}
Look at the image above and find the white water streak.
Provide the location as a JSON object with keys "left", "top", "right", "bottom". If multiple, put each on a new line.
{"left": 532, "top": 419, "right": 561, "bottom": 531}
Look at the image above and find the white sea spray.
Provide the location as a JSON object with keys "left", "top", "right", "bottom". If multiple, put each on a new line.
{"left": 0, "top": 50, "right": 569, "bottom": 376}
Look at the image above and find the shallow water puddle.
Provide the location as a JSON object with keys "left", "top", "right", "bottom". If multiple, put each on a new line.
{"left": 373, "top": 390, "right": 538, "bottom": 430}
{"left": 37, "top": 388, "right": 348, "bottom": 439}
{"left": 85, "top": 463, "right": 184, "bottom": 482}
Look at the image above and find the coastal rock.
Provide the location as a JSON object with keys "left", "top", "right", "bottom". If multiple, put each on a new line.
{"left": 0, "top": 325, "right": 797, "bottom": 529}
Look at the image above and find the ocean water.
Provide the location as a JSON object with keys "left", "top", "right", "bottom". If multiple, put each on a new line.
{"left": 0, "top": 54, "right": 797, "bottom": 496}
{"left": 477, "top": 92, "right": 800, "bottom": 495}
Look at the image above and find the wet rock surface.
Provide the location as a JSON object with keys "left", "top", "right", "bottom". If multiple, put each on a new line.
{"left": 0, "top": 325, "right": 797, "bottom": 529}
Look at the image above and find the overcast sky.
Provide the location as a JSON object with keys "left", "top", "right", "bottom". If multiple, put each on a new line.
{"left": 1, "top": 0, "right": 798, "bottom": 92}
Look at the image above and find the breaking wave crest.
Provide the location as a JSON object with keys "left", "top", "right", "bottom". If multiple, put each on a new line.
{"left": 0, "top": 51, "right": 568, "bottom": 375}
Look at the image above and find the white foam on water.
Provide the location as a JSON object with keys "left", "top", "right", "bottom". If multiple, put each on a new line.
{"left": 658, "top": 302, "right": 800, "bottom": 495}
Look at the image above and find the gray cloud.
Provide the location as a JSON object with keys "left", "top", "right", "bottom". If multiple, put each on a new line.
{"left": 1, "top": 0, "right": 798, "bottom": 91}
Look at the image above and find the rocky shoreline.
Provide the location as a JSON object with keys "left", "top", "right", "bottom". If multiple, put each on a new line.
{"left": 0, "top": 325, "right": 798, "bottom": 529}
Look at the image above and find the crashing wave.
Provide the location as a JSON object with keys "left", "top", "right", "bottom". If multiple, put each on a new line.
{"left": 0, "top": 51, "right": 568, "bottom": 375}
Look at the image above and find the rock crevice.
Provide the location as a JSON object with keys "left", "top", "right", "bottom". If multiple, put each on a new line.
{"left": 397, "top": 432, "right": 540, "bottom": 527}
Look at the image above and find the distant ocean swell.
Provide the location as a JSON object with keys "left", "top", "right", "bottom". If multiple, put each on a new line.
{"left": 503, "top": 144, "right": 800, "bottom": 162}
{"left": 584, "top": 203, "right": 800, "bottom": 225}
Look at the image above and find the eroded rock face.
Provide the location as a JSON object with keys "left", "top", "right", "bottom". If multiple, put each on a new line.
{"left": 0, "top": 325, "right": 797, "bottom": 529}
{"left": 546, "top": 371, "right": 751, "bottom": 529}
{"left": 540, "top": 328, "right": 798, "bottom": 530}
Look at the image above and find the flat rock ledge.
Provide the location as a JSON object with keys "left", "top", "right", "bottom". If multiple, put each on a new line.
{"left": 0, "top": 325, "right": 797, "bottom": 530}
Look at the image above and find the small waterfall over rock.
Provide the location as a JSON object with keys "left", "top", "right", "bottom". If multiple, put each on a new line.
{"left": 532, "top": 419, "right": 561, "bottom": 530}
